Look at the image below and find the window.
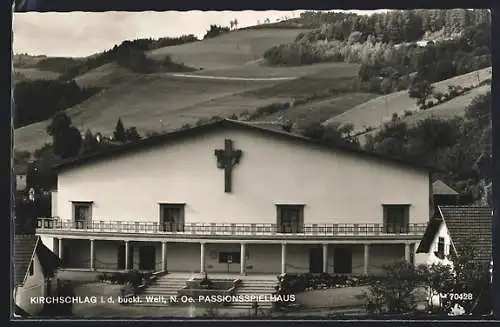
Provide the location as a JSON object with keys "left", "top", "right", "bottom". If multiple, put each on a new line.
{"left": 383, "top": 205, "right": 409, "bottom": 233}
{"left": 160, "top": 204, "right": 185, "bottom": 232}
{"left": 72, "top": 202, "right": 93, "bottom": 229}
{"left": 276, "top": 205, "right": 304, "bottom": 233}
{"left": 28, "top": 260, "right": 34, "bottom": 276}
{"left": 219, "top": 252, "right": 241, "bottom": 264}
{"left": 436, "top": 237, "right": 445, "bottom": 258}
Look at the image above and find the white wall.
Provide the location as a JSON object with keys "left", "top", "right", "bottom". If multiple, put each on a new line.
{"left": 51, "top": 191, "right": 58, "bottom": 217}
{"left": 56, "top": 127, "right": 430, "bottom": 226}
{"left": 16, "top": 175, "right": 27, "bottom": 191}
{"left": 15, "top": 253, "right": 46, "bottom": 315}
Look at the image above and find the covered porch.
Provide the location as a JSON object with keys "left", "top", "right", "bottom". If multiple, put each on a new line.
{"left": 47, "top": 237, "right": 416, "bottom": 275}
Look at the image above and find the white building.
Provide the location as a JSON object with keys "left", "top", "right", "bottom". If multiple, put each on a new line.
{"left": 416, "top": 205, "right": 492, "bottom": 269}
{"left": 14, "top": 235, "right": 61, "bottom": 316}
{"left": 37, "top": 119, "right": 433, "bottom": 276}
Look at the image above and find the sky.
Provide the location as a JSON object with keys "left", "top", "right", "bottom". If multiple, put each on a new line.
{"left": 12, "top": 10, "right": 389, "bottom": 57}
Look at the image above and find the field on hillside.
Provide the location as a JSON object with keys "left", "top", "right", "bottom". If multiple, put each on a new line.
{"left": 323, "top": 67, "right": 492, "bottom": 132}
{"left": 147, "top": 29, "right": 310, "bottom": 70}
{"left": 399, "top": 84, "right": 491, "bottom": 126}
{"left": 74, "top": 63, "right": 139, "bottom": 88}
{"left": 256, "top": 92, "right": 377, "bottom": 128}
{"left": 14, "top": 61, "right": 361, "bottom": 153}
{"left": 14, "top": 74, "right": 283, "bottom": 152}
{"left": 185, "top": 61, "right": 352, "bottom": 78}
{"left": 14, "top": 67, "right": 60, "bottom": 81}
{"left": 356, "top": 84, "right": 491, "bottom": 145}
{"left": 241, "top": 63, "right": 360, "bottom": 99}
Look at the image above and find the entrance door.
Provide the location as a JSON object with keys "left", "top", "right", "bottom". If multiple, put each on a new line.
{"left": 62, "top": 245, "right": 71, "bottom": 268}
{"left": 333, "top": 247, "right": 352, "bottom": 274}
{"left": 309, "top": 247, "right": 323, "bottom": 273}
{"left": 139, "top": 245, "right": 156, "bottom": 271}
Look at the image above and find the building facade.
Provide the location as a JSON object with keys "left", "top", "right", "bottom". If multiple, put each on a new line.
{"left": 37, "top": 120, "right": 431, "bottom": 275}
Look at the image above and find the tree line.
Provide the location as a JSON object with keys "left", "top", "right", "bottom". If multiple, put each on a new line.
{"left": 264, "top": 22, "right": 490, "bottom": 96}
{"left": 294, "top": 9, "right": 490, "bottom": 43}
{"left": 14, "top": 80, "right": 101, "bottom": 128}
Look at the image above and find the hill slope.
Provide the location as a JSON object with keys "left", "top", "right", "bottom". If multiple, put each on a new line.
{"left": 14, "top": 62, "right": 361, "bottom": 153}
{"left": 147, "top": 29, "right": 310, "bottom": 71}
{"left": 322, "top": 67, "right": 492, "bottom": 132}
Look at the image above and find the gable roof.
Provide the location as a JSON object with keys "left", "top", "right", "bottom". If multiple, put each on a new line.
{"left": 53, "top": 119, "right": 438, "bottom": 173}
{"left": 417, "top": 205, "right": 492, "bottom": 262}
{"left": 438, "top": 205, "right": 492, "bottom": 262}
{"left": 416, "top": 218, "right": 444, "bottom": 253}
{"left": 13, "top": 235, "right": 61, "bottom": 287}
{"left": 432, "top": 180, "right": 458, "bottom": 196}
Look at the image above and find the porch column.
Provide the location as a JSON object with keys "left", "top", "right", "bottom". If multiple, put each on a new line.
{"left": 89, "top": 239, "right": 95, "bottom": 271}
{"left": 322, "top": 244, "right": 328, "bottom": 273}
{"left": 240, "top": 243, "right": 246, "bottom": 275}
{"left": 200, "top": 242, "right": 206, "bottom": 273}
{"left": 281, "top": 243, "right": 287, "bottom": 274}
{"left": 363, "top": 244, "right": 370, "bottom": 275}
{"left": 161, "top": 242, "right": 167, "bottom": 272}
{"left": 124, "top": 241, "right": 130, "bottom": 271}
{"left": 58, "top": 238, "right": 63, "bottom": 259}
{"left": 404, "top": 243, "right": 411, "bottom": 263}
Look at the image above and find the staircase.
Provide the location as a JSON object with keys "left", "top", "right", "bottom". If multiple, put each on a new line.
{"left": 135, "top": 273, "right": 188, "bottom": 306}
{"left": 131, "top": 273, "right": 278, "bottom": 310}
{"left": 230, "top": 278, "right": 278, "bottom": 310}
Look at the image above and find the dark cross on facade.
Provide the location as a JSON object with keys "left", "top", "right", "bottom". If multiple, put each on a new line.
{"left": 214, "top": 139, "right": 243, "bottom": 193}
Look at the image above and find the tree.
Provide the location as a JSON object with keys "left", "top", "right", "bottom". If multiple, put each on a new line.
{"left": 203, "top": 25, "right": 230, "bottom": 39}
{"left": 82, "top": 129, "right": 99, "bottom": 154}
{"left": 362, "top": 260, "right": 421, "bottom": 314}
{"left": 113, "top": 118, "right": 127, "bottom": 143}
{"left": 46, "top": 112, "right": 82, "bottom": 159}
{"left": 125, "top": 127, "right": 142, "bottom": 142}
{"left": 408, "top": 80, "right": 434, "bottom": 106}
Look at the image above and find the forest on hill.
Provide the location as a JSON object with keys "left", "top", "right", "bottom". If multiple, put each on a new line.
{"left": 263, "top": 9, "right": 490, "bottom": 96}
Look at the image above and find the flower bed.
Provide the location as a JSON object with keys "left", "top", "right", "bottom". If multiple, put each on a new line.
{"left": 278, "top": 273, "right": 379, "bottom": 294}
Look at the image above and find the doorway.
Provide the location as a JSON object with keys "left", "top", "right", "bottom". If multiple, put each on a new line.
{"left": 309, "top": 247, "right": 323, "bottom": 273}
{"left": 139, "top": 245, "right": 156, "bottom": 271}
{"left": 333, "top": 247, "right": 352, "bottom": 274}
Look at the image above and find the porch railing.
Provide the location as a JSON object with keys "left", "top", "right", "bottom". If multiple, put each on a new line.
{"left": 36, "top": 218, "right": 427, "bottom": 237}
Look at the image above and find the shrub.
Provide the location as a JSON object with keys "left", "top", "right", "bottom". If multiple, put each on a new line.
{"left": 361, "top": 260, "right": 421, "bottom": 314}
{"left": 404, "top": 110, "right": 413, "bottom": 117}
{"left": 427, "top": 100, "right": 435, "bottom": 108}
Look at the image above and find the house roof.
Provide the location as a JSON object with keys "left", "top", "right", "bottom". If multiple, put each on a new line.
{"left": 439, "top": 205, "right": 492, "bottom": 262}
{"left": 13, "top": 235, "right": 61, "bottom": 287}
{"left": 416, "top": 218, "right": 444, "bottom": 253}
{"left": 432, "top": 180, "right": 458, "bottom": 195}
{"left": 417, "top": 205, "right": 492, "bottom": 262}
{"left": 53, "top": 119, "right": 439, "bottom": 173}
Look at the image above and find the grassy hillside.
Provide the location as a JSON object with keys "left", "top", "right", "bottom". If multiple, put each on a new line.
{"left": 147, "top": 29, "right": 310, "bottom": 71}
{"left": 14, "top": 67, "right": 60, "bottom": 81}
{"left": 322, "top": 67, "right": 492, "bottom": 132}
{"left": 73, "top": 63, "right": 138, "bottom": 89}
{"left": 14, "top": 61, "right": 361, "bottom": 152}
{"left": 253, "top": 92, "right": 377, "bottom": 129}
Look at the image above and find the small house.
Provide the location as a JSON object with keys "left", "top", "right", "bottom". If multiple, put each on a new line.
{"left": 13, "top": 235, "right": 61, "bottom": 316}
